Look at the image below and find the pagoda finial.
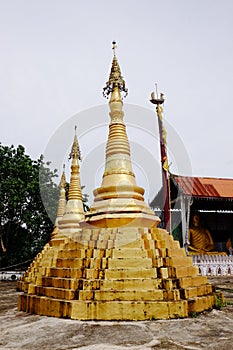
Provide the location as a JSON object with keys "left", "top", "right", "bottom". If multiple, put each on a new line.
{"left": 103, "top": 41, "right": 128, "bottom": 99}
{"left": 69, "top": 125, "right": 81, "bottom": 161}
{"left": 112, "top": 40, "right": 117, "bottom": 55}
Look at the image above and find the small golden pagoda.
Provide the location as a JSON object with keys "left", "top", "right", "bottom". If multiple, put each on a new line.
{"left": 50, "top": 165, "right": 66, "bottom": 240}
{"left": 17, "top": 131, "right": 84, "bottom": 291}
{"left": 18, "top": 42, "right": 220, "bottom": 320}
{"left": 58, "top": 127, "right": 85, "bottom": 234}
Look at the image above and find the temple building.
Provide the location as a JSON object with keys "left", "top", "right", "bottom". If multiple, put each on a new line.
{"left": 18, "top": 42, "right": 221, "bottom": 320}
{"left": 151, "top": 175, "right": 233, "bottom": 252}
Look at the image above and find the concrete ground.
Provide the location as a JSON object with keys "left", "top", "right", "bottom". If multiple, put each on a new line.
{"left": 0, "top": 277, "right": 233, "bottom": 350}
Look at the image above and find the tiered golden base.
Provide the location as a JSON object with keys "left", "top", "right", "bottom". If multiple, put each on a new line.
{"left": 18, "top": 227, "right": 220, "bottom": 320}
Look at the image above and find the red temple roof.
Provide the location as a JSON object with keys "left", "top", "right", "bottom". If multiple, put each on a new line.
{"left": 172, "top": 175, "right": 233, "bottom": 200}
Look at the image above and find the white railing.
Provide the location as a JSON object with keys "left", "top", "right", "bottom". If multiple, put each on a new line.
{"left": 0, "top": 271, "right": 24, "bottom": 281}
{"left": 192, "top": 254, "right": 233, "bottom": 276}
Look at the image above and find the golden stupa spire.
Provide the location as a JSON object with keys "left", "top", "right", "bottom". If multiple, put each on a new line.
{"left": 50, "top": 165, "right": 67, "bottom": 239}
{"left": 85, "top": 42, "right": 159, "bottom": 228}
{"left": 58, "top": 127, "right": 85, "bottom": 234}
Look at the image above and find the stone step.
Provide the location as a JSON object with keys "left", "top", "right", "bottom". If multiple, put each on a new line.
{"left": 58, "top": 249, "right": 95, "bottom": 259}
{"left": 56, "top": 258, "right": 104, "bottom": 269}
{"left": 32, "top": 285, "right": 187, "bottom": 303}
{"left": 108, "top": 257, "right": 153, "bottom": 269}
{"left": 41, "top": 276, "right": 165, "bottom": 290}
{"left": 164, "top": 256, "right": 193, "bottom": 268}
{"left": 111, "top": 248, "right": 148, "bottom": 259}
{"left": 166, "top": 247, "right": 186, "bottom": 257}
{"left": 35, "top": 286, "right": 75, "bottom": 300}
{"left": 171, "top": 265, "right": 199, "bottom": 278}
{"left": 181, "top": 284, "right": 213, "bottom": 299}
{"left": 55, "top": 256, "right": 154, "bottom": 269}
{"left": 18, "top": 293, "right": 72, "bottom": 318}
{"left": 78, "top": 289, "right": 165, "bottom": 301}
{"left": 178, "top": 275, "right": 208, "bottom": 289}
{"left": 48, "top": 266, "right": 158, "bottom": 279}
{"left": 105, "top": 268, "right": 157, "bottom": 279}
{"left": 49, "top": 267, "right": 84, "bottom": 278}
{"left": 82, "top": 278, "right": 163, "bottom": 291}
{"left": 42, "top": 277, "right": 79, "bottom": 289}
{"left": 58, "top": 247, "right": 149, "bottom": 260}
{"left": 25, "top": 283, "right": 188, "bottom": 302}
{"left": 188, "top": 295, "right": 214, "bottom": 313}
{"left": 71, "top": 299, "right": 188, "bottom": 320}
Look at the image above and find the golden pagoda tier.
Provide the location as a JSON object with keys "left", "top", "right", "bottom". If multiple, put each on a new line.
{"left": 18, "top": 42, "right": 221, "bottom": 320}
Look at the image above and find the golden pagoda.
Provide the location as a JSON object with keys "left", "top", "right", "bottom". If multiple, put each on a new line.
{"left": 58, "top": 127, "right": 85, "bottom": 234}
{"left": 50, "top": 165, "right": 66, "bottom": 240}
{"left": 85, "top": 42, "right": 159, "bottom": 229}
{"left": 18, "top": 42, "right": 221, "bottom": 320}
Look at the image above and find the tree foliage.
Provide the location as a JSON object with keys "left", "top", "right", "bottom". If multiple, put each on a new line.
{"left": 0, "top": 143, "right": 59, "bottom": 269}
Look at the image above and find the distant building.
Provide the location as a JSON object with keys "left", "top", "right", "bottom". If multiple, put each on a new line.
{"left": 150, "top": 174, "right": 233, "bottom": 252}
{"left": 0, "top": 271, "right": 24, "bottom": 281}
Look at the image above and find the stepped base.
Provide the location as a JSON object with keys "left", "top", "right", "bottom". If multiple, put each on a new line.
{"left": 18, "top": 227, "right": 222, "bottom": 320}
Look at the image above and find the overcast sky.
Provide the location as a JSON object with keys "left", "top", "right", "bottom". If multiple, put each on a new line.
{"left": 0, "top": 0, "right": 232, "bottom": 203}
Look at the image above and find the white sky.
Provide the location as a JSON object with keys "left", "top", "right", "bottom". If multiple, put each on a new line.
{"left": 0, "top": 0, "right": 233, "bottom": 203}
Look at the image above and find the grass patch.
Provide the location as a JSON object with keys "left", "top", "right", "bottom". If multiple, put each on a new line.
{"left": 213, "top": 292, "right": 227, "bottom": 310}
{"left": 215, "top": 287, "right": 233, "bottom": 293}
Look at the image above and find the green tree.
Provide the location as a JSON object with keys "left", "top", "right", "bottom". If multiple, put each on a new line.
{"left": 82, "top": 187, "right": 90, "bottom": 212}
{"left": 0, "top": 143, "right": 59, "bottom": 269}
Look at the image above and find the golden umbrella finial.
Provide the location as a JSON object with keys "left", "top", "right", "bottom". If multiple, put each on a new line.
{"left": 69, "top": 125, "right": 82, "bottom": 161}
{"left": 103, "top": 41, "right": 128, "bottom": 98}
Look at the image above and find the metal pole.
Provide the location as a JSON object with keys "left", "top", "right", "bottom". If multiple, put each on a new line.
{"left": 150, "top": 91, "right": 170, "bottom": 232}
